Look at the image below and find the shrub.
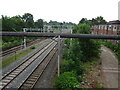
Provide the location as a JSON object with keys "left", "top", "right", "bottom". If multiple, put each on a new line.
{"left": 74, "top": 63, "right": 85, "bottom": 75}
{"left": 30, "top": 46, "right": 36, "bottom": 49}
{"left": 54, "top": 72, "right": 81, "bottom": 88}
{"left": 60, "top": 59, "right": 85, "bottom": 75}
{"left": 61, "top": 59, "right": 77, "bottom": 73}
{"left": 103, "top": 41, "right": 120, "bottom": 64}
{"left": 77, "top": 75, "right": 85, "bottom": 82}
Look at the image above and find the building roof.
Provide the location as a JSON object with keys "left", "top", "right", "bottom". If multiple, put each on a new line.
{"left": 107, "top": 20, "right": 120, "bottom": 25}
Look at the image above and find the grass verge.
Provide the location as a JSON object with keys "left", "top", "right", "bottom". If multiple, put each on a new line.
{"left": 0, "top": 48, "right": 34, "bottom": 68}
{"left": 0, "top": 39, "right": 46, "bottom": 68}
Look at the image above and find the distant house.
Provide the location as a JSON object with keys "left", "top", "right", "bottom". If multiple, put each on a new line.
{"left": 92, "top": 20, "right": 120, "bottom": 44}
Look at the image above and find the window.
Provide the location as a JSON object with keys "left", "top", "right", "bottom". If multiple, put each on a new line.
{"left": 109, "top": 25, "right": 111, "bottom": 30}
{"left": 119, "top": 26, "right": 120, "bottom": 31}
{"left": 113, "top": 26, "right": 116, "bottom": 31}
{"left": 101, "top": 26, "right": 103, "bottom": 29}
{"left": 103, "top": 26, "right": 105, "bottom": 29}
{"left": 99, "top": 26, "right": 101, "bottom": 29}
{"left": 104, "top": 25, "right": 107, "bottom": 29}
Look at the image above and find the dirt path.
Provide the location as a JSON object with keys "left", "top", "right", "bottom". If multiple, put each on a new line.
{"left": 100, "top": 46, "right": 119, "bottom": 88}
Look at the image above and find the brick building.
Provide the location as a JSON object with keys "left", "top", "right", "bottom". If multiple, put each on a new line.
{"left": 92, "top": 20, "right": 120, "bottom": 44}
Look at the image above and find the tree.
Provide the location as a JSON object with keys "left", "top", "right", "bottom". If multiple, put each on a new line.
{"left": 73, "top": 23, "right": 101, "bottom": 62}
{"left": 94, "top": 16, "right": 107, "bottom": 25}
{"left": 2, "top": 15, "right": 25, "bottom": 31}
{"left": 10, "top": 15, "right": 25, "bottom": 31}
{"left": 22, "top": 13, "right": 34, "bottom": 28}
{"left": 35, "top": 19, "right": 43, "bottom": 29}
{"left": 79, "top": 18, "right": 87, "bottom": 24}
{"left": 2, "top": 15, "right": 11, "bottom": 31}
{"left": 79, "top": 16, "right": 107, "bottom": 25}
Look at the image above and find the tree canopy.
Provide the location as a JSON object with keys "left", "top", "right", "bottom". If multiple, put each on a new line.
{"left": 2, "top": 13, "right": 44, "bottom": 31}
{"left": 79, "top": 16, "right": 107, "bottom": 25}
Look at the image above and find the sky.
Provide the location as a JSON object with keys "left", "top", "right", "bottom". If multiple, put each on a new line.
{"left": 0, "top": 0, "right": 120, "bottom": 24}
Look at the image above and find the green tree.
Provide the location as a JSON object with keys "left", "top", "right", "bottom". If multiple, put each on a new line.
{"left": 22, "top": 13, "right": 34, "bottom": 28}
{"left": 79, "top": 16, "right": 107, "bottom": 25}
{"left": 73, "top": 23, "right": 101, "bottom": 62}
{"left": 10, "top": 15, "right": 25, "bottom": 31}
{"left": 2, "top": 15, "right": 13, "bottom": 31}
{"left": 2, "top": 15, "right": 25, "bottom": 31}
{"left": 79, "top": 18, "right": 87, "bottom": 24}
{"left": 35, "top": 19, "right": 43, "bottom": 29}
{"left": 93, "top": 16, "right": 107, "bottom": 25}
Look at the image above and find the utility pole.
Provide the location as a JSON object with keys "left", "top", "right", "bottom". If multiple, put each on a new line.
{"left": 23, "top": 28, "right": 27, "bottom": 49}
{"left": 58, "top": 35, "right": 60, "bottom": 76}
{"left": 70, "top": 28, "right": 73, "bottom": 47}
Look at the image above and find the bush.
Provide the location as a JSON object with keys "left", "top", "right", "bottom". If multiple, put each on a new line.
{"left": 30, "top": 46, "right": 36, "bottom": 49}
{"left": 62, "top": 48, "right": 70, "bottom": 60}
{"left": 74, "top": 62, "right": 85, "bottom": 75}
{"left": 54, "top": 72, "right": 81, "bottom": 88}
{"left": 77, "top": 75, "right": 85, "bottom": 82}
{"left": 56, "top": 23, "right": 101, "bottom": 88}
{"left": 101, "top": 40, "right": 120, "bottom": 64}
{"left": 60, "top": 59, "right": 75, "bottom": 73}
{"left": 60, "top": 59, "right": 85, "bottom": 75}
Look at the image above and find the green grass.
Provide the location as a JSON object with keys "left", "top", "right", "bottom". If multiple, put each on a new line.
{"left": 0, "top": 48, "right": 34, "bottom": 68}
{"left": 0, "top": 39, "right": 46, "bottom": 68}
{"left": 53, "top": 30, "right": 60, "bottom": 33}
{"left": 0, "top": 40, "right": 2, "bottom": 49}
{"left": 98, "top": 40, "right": 120, "bottom": 64}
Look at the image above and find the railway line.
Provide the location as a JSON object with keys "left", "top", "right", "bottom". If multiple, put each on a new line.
{"left": 19, "top": 39, "right": 63, "bottom": 89}
{"left": 0, "top": 38, "right": 44, "bottom": 59}
{"left": 0, "top": 37, "right": 58, "bottom": 89}
{"left": 19, "top": 46, "right": 57, "bottom": 89}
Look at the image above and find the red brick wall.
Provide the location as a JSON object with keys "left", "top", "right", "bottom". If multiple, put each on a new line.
{"left": 92, "top": 24, "right": 120, "bottom": 44}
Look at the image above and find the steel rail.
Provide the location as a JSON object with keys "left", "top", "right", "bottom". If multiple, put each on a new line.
{"left": 1, "top": 32, "right": 120, "bottom": 40}
{"left": 1, "top": 39, "right": 53, "bottom": 79}
{"left": 0, "top": 39, "right": 57, "bottom": 89}
{"left": 19, "top": 39, "right": 63, "bottom": 89}
{"left": 0, "top": 39, "right": 44, "bottom": 57}
{"left": 19, "top": 45, "right": 58, "bottom": 89}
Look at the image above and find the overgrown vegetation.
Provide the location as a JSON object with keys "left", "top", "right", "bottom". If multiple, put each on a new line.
{"left": 2, "top": 13, "right": 43, "bottom": 50}
{"left": 100, "top": 40, "right": 120, "bottom": 64}
{"left": 2, "top": 37, "right": 36, "bottom": 50}
{"left": 2, "top": 37, "right": 23, "bottom": 50}
{"left": 0, "top": 48, "right": 34, "bottom": 68}
{"left": 54, "top": 72, "right": 81, "bottom": 88}
{"left": 0, "top": 38, "right": 46, "bottom": 68}
{"left": 1, "top": 13, "right": 75, "bottom": 49}
{"left": 54, "top": 23, "right": 101, "bottom": 88}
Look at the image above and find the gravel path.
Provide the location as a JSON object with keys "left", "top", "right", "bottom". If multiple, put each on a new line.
{"left": 101, "top": 46, "right": 119, "bottom": 88}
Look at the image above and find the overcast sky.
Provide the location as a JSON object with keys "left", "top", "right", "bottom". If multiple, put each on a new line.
{"left": 0, "top": 0, "right": 120, "bottom": 24}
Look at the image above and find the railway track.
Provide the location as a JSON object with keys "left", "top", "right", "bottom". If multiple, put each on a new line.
{"left": 0, "top": 38, "right": 58, "bottom": 89}
{"left": 19, "top": 46, "right": 57, "bottom": 89}
{"left": 0, "top": 39, "right": 43, "bottom": 58}
{"left": 19, "top": 39, "right": 64, "bottom": 89}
